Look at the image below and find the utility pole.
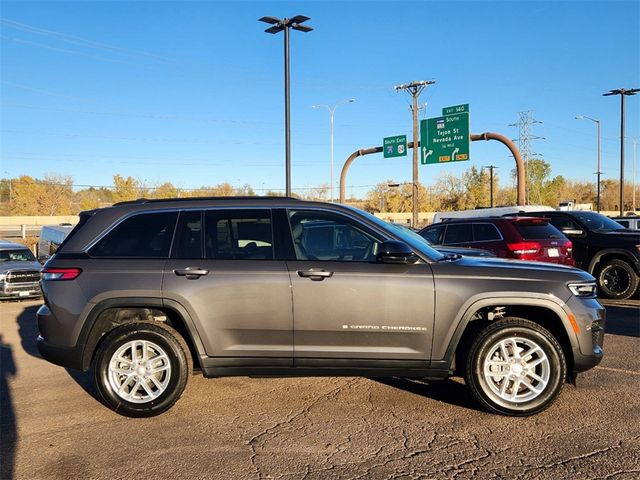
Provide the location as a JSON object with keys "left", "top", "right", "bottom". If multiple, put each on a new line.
{"left": 603, "top": 88, "right": 639, "bottom": 216}
{"left": 259, "top": 15, "right": 313, "bottom": 197}
{"left": 509, "top": 111, "right": 544, "bottom": 205}
{"left": 633, "top": 138, "right": 638, "bottom": 213}
{"left": 483, "top": 165, "right": 498, "bottom": 207}
{"left": 394, "top": 80, "right": 435, "bottom": 227}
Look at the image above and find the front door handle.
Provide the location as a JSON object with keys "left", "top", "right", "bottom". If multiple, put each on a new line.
{"left": 174, "top": 268, "right": 209, "bottom": 279}
{"left": 297, "top": 269, "right": 333, "bottom": 281}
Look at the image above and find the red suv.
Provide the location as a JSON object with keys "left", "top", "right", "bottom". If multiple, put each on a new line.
{"left": 418, "top": 216, "right": 574, "bottom": 265}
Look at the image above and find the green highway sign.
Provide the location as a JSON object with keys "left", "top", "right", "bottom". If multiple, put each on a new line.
{"left": 383, "top": 134, "right": 407, "bottom": 158}
{"left": 420, "top": 112, "right": 470, "bottom": 164}
{"left": 442, "top": 104, "right": 468, "bottom": 116}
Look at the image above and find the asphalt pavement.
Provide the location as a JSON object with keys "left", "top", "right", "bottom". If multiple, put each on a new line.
{"left": 1, "top": 299, "right": 638, "bottom": 480}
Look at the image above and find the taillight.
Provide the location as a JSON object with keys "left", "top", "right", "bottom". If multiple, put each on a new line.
{"left": 41, "top": 268, "right": 82, "bottom": 281}
{"left": 507, "top": 242, "right": 541, "bottom": 255}
{"left": 566, "top": 241, "right": 573, "bottom": 254}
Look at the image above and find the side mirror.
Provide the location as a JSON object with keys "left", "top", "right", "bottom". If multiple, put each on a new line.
{"left": 561, "top": 228, "right": 584, "bottom": 236}
{"left": 376, "top": 241, "right": 419, "bottom": 264}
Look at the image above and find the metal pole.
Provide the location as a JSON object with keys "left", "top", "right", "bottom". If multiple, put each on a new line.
{"left": 411, "top": 94, "right": 419, "bottom": 228}
{"left": 596, "top": 120, "right": 601, "bottom": 212}
{"left": 284, "top": 25, "right": 291, "bottom": 197}
{"left": 330, "top": 107, "right": 335, "bottom": 202}
{"left": 489, "top": 166, "right": 495, "bottom": 208}
{"left": 633, "top": 138, "right": 637, "bottom": 212}
{"left": 620, "top": 93, "right": 625, "bottom": 216}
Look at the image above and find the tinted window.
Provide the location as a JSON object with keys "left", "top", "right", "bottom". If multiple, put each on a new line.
{"left": 289, "top": 210, "right": 381, "bottom": 261}
{"left": 571, "top": 211, "right": 625, "bottom": 231}
{"left": 204, "top": 210, "right": 273, "bottom": 260}
{"left": 420, "top": 225, "right": 444, "bottom": 244}
{"left": 0, "top": 249, "right": 36, "bottom": 262}
{"left": 514, "top": 222, "right": 564, "bottom": 240}
{"left": 443, "top": 224, "right": 473, "bottom": 244}
{"left": 616, "top": 220, "right": 629, "bottom": 228}
{"left": 90, "top": 212, "right": 177, "bottom": 258}
{"left": 174, "top": 211, "right": 203, "bottom": 259}
{"left": 546, "top": 215, "right": 582, "bottom": 232}
{"left": 473, "top": 223, "right": 501, "bottom": 241}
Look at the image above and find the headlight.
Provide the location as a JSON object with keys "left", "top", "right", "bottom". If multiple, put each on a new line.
{"left": 0, "top": 273, "right": 6, "bottom": 282}
{"left": 568, "top": 282, "right": 597, "bottom": 298}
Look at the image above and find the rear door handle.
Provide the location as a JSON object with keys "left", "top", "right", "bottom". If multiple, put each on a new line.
{"left": 174, "top": 268, "right": 209, "bottom": 278}
{"left": 297, "top": 269, "right": 333, "bottom": 281}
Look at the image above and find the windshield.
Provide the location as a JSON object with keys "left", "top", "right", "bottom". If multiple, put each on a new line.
{"left": 0, "top": 249, "right": 37, "bottom": 262}
{"left": 571, "top": 212, "right": 626, "bottom": 232}
{"left": 346, "top": 207, "right": 445, "bottom": 260}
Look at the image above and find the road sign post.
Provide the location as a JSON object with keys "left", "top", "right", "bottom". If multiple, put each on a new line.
{"left": 420, "top": 110, "right": 470, "bottom": 164}
{"left": 383, "top": 135, "right": 407, "bottom": 158}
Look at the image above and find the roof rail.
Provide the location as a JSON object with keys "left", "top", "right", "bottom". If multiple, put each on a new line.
{"left": 113, "top": 196, "right": 296, "bottom": 206}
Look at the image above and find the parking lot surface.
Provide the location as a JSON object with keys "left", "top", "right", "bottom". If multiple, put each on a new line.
{"left": 1, "top": 299, "right": 639, "bottom": 480}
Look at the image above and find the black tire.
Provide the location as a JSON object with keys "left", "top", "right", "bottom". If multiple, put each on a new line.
{"left": 464, "top": 318, "right": 566, "bottom": 416}
{"left": 93, "top": 322, "right": 191, "bottom": 417}
{"left": 597, "top": 259, "right": 639, "bottom": 300}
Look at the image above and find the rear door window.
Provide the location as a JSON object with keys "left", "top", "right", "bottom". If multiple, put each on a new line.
{"left": 204, "top": 210, "right": 273, "bottom": 260}
{"left": 443, "top": 224, "right": 473, "bottom": 244}
{"left": 90, "top": 212, "right": 178, "bottom": 258}
{"left": 173, "top": 211, "right": 203, "bottom": 259}
{"left": 473, "top": 223, "right": 502, "bottom": 241}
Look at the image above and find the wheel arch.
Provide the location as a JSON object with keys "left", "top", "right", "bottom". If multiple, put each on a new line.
{"left": 587, "top": 249, "right": 640, "bottom": 276}
{"left": 444, "top": 297, "right": 578, "bottom": 375}
{"left": 79, "top": 297, "right": 206, "bottom": 371}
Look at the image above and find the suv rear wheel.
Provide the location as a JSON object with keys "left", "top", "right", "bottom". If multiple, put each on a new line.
{"left": 93, "top": 322, "right": 191, "bottom": 417}
{"left": 465, "top": 318, "right": 566, "bottom": 416}
{"left": 597, "top": 259, "right": 639, "bottom": 300}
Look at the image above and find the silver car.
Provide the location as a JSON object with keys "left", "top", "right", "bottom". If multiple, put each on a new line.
{"left": 37, "top": 197, "right": 605, "bottom": 417}
{"left": 0, "top": 240, "right": 42, "bottom": 299}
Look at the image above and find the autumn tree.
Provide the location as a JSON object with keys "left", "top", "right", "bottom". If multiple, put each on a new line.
{"left": 10, "top": 175, "right": 74, "bottom": 215}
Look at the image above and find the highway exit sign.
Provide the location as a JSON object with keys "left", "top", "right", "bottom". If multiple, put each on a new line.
{"left": 420, "top": 112, "right": 470, "bottom": 164}
{"left": 383, "top": 135, "right": 407, "bottom": 158}
{"left": 442, "top": 104, "right": 468, "bottom": 115}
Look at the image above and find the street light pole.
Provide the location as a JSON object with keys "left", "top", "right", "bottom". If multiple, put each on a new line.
{"left": 603, "top": 88, "right": 639, "bottom": 215}
{"left": 312, "top": 99, "right": 355, "bottom": 202}
{"left": 633, "top": 138, "right": 638, "bottom": 213}
{"left": 483, "top": 165, "right": 498, "bottom": 208}
{"left": 259, "top": 15, "right": 313, "bottom": 197}
{"left": 575, "top": 115, "right": 602, "bottom": 212}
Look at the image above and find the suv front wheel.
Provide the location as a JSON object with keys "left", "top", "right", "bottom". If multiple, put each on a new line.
{"left": 93, "top": 322, "right": 191, "bottom": 417}
{"left": 465, "top": 318, "right": 566, "bottom": 416}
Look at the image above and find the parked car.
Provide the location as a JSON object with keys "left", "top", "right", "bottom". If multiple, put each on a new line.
{"left": 610, "top": 216, "right": 640, "bottom": 231}
{"left": 0, "top": 239, "right": 42, "bottom": 299}
{"left": 38, "top": 197, "right": 604, "bottom": 417}
{"left": 524, "top": 210, "right": 640, "bottom": 299}
{"left": 387, "top": 222, "right": 495, "bottom": 258}
{"left": 38, "top": 224, "right": 74, "bottom": 263}
{"left": 418, "top": 216, "right": 574, "bottom": 266}
{"left": 431, "top": 205, "right": 554, "bottom": 224}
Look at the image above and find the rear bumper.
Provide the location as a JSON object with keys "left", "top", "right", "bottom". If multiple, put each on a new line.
{"left": 37, "top": 335, "right": 84, "bottom": 370}
{"left": 36, "top": 304, "right": 84, "bottom": 370}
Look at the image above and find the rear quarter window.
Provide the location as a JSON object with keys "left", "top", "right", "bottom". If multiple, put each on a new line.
{"left": 89, "top": 211, "right": 178, "bottom": 258}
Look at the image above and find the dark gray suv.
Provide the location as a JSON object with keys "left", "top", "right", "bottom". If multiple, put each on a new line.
{"left": 37, "top": 197, "right": 605, "bottom": 417}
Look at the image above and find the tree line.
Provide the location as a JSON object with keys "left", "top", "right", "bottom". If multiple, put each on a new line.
{"left": 0, "top": 159, "right": 635, "bottom": 216}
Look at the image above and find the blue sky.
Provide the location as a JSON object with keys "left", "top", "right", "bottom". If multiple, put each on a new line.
{"left": 1, "top": 0, "right": 639, "bottom": 197}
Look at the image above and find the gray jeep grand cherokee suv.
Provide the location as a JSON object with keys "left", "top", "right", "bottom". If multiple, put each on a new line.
{"left": 37, "top": 197, "right": 605, "bottom": 417}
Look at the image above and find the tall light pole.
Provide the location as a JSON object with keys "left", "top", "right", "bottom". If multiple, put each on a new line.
{"left": 575, "top": 115, "right": 602, "bottom": 212}
{"left": 603, "top": 88, "right": 639, "bottom": 215}
{"left": 259, "top": 15, "right": 313, "bottom": 197}
{"left": 394, "top": 80, "right": 436, "bottom": 228}
{"left": 312, "top": 99, "right": 355, "bottom": 202}
{"left": 633, "top": 138, "right": 638, "bottom": 212}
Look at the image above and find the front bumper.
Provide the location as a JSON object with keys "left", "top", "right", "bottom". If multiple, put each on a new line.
{"left": 0, "top": 281, "right": 42, "bottom": 299}
{"left": 566, "top": 296, "right": 606, "bottom": 373}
